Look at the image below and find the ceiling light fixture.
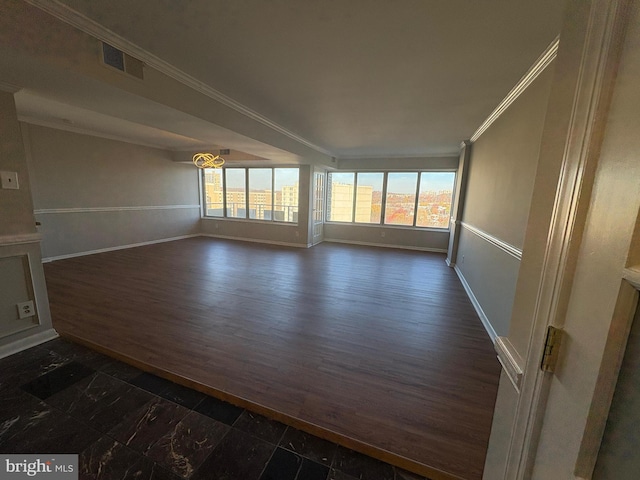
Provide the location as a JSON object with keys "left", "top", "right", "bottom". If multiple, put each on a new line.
{"left": 192, "top": 152, "right": 225, "bottom": 169}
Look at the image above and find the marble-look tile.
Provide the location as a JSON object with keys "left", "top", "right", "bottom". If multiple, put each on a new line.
{"left": 130, "top": 372, "right": 175, "bottom": 396}
{"left": 193, "top": 395, "right": 244, "bottom": 426}
{"left": 298, "top": 458, "right": 330, "bottom": 480}
{"left": 260, "top": 447, "right": 301, "bottom": 480}
{"left": 0, "top": 400, "right": 100, "bottom": 454}
{"left": 20, "top": 361, "right": 95, "bottom": 399}
{"left": 46, "top": 372, "right": 155, "bottom": 433}
{"left": 0, "top": 348, "right": 66, "bottom": 387}
{"left": 279, "top": 427, "right": 337, "bottom": 466}
{"left": 99, "top": 359, "right": 144, "bottom": 382}
{"left": 80, "top": 435, "right": 181, "bottom": 480}
{"left": 146, "top": 411, "right": 229, "bottom": 478}
{"left": 328, "top": 468, "right": 360, "bottom": 480}
{"left": 109, "top": 397, "right": 190, "bottom": 455}
{"left": 157, "top": 381, "right": 206, "bottom": 409}
{"left": 333, "top": 446, "right": 395, "bottom": 480}
{"left": 41, "top": 338, "right": 114, "bottom": 370}
{"left": 191, "top": 428, "right": 274, "bottom": 480}
{"left": 233, "top": 410, "right": 288, "bottom": 444}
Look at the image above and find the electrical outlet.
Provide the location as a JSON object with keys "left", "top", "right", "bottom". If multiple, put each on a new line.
{"left": 1, "top": 171, "right": 19, "bottom": 190}
{"left": 17, "top": 300, "right": 35, "bottom": 319}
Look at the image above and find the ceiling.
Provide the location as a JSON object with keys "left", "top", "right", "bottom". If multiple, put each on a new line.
{"left": 8, "top": 0, "right": 567, "bottom": 163}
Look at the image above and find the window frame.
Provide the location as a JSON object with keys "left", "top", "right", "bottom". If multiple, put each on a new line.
{"left": 325, "top": 170, "right": 456, "bottom": 231}
{"left": 201, "top": 166, "right": 300, "bottom": 224}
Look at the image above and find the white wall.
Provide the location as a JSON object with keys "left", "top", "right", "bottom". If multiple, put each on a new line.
{"left": 24, "top": 124, "right": 201, "bottom": 260}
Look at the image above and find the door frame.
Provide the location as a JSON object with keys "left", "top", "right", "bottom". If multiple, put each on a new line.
{"left": 312, "top": 169, "right": 326, "bottom": 245}
{"left": 496, "top": 0, "right": 637, "bottom": 478}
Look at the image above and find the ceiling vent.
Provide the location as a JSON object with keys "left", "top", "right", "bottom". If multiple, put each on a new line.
{"left": 101, "top": 42, "right": 144, "bottom": 80}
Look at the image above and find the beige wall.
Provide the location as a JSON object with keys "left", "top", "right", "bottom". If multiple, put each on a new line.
{"left": 0, "top": 92, "right": 36, "bottom": 236}
{"left": 0, "top": 91, "right": 54, "bottom": 353}
{"left": 456, "top": 62, "right": 555, "bottom": 338}
{"left": 25, "top": 124, "right": 201, "bottom": 260}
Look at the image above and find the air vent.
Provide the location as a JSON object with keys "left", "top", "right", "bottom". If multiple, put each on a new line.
{"left": 219, "top": 149, "right": 231, "bottom": 155}
{"left": 101, "top": 42, "right": 144, "bottom": 80}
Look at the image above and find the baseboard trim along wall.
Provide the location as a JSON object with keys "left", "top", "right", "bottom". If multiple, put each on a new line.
{"left": 453, "top": 265, "right": 498, "bottom": 343}
{"left": 0, "top": 328, "right": 58, "bottom": 359}
{"left": 324, "top": 238, "right": 447, "bottom": 253}
{"left": 42, "top": 234, "right": 201, "bottom": 262}
{"left": 460, "top": 222, "right": 523, "bottom": 260}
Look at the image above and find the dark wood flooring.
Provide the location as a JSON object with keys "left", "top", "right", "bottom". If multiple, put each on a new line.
{"left": 44, "top": 237, "right": 501, "bottom": 480}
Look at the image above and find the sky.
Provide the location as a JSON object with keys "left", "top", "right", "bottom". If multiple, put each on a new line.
{"left": 330, "top": 172, "right": 455, "bottom": 193}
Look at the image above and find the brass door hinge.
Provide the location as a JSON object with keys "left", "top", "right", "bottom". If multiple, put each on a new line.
{"left": 541, "top": 326, "right": 563, "bottom": 373}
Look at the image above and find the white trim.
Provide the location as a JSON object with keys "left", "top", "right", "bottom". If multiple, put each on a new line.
{"left": 0, "top": 232, "right": 42, "bottom": 246}
{"left": 453, "top": 265, "right": 498, "bottom": 343}
{"left": 622, "top": 266, "right": 640, "bottom": 290}
{"left": 22, "top": 0, "right": 333, "bottom": 158}
{"left": 460, "top": 222, "right": 523, "bottom": 260}
{"left": 471, "top": 37, "right": 559, "bottom": 143}
{"left": 324, "top": 238, "right": 447, "bottom": 253}
{"left": 34, "top": 205, "right": 200, "bottom": 215}
{"left": 42, "top": 234, "right": 200, "bottom": 262}
{"left": 0, "top": 328, "right": 59, "bottom": 359}
{"left": 200, "top": 233, "right": 308, "bottom": 249}
{"left": 495, "top": 336, "right": 524, "bottom": 392}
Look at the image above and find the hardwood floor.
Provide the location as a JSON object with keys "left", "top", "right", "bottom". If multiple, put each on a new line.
{"left": 44, "top": 237, "right": 501, "bottom": 480}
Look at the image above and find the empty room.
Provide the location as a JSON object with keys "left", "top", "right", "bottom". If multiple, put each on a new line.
{"left": 2, "top": 1, "right": 640, "bottom": 479}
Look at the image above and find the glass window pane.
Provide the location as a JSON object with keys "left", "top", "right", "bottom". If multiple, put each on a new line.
{"left": 203, "top": 168, "right": 224, "bottom": 217}
{"left": 225, "top": 168, "right": 246, "bottom": 218}
{"left": 384, "top": 172, "right": 418, "bottom": 226}
{"left": 355, "top": 173, "right": 384, "bottom": 224}
{"left": 248, "top": 169, "right": 273, "bottom": 220}
{"left": 274, "top": 168, "right": 299, "bottom": 223}
{"left": 327, "top": 173, "right": 355, "bottom": 222}
{"left": 416, "top": 172, "right": 456, "bottom": 228}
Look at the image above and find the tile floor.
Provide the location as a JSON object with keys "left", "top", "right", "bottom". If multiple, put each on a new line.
{"left": 0, "top": 338, "right": 430, "bottom": 480}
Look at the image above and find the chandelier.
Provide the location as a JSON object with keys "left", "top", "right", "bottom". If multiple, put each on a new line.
{"left": 192, "top": 152, "right": 225, "bottom": 169}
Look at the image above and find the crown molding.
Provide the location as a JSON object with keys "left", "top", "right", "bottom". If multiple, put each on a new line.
{"left": 22, "top": 0, "right": 333, "bottom": 158}
{"left": 471, "top": 36, "right": 559, "bottom": 143}
{"left": 338, "top": 152, "right": 459, "bottom": 161}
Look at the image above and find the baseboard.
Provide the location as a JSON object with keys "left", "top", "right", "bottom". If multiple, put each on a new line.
{"left": 42, "top": 235, "right": 201, "bottom": 262}
{"left": 324, "top": 238, "right": 447, "bottom": 253}
{"left": 0, "top": 328, "right": 59, "bottom": 359}
{"left": 199, "top": 233, "right": 309, "bottom": 248}
{"left": 453, "top": 265, "right": 497, "bottom": 343}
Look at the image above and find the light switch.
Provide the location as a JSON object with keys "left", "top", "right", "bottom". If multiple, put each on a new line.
{"left": 1, "top": 171, "right": 19, "bottom": 189}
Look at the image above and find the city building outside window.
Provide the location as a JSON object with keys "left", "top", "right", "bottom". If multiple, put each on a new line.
{"left": 202, "top": 167, "right": 299, "bottom": 223}
{"left": 326, "top": 171, "right": 455, "bottom": 229}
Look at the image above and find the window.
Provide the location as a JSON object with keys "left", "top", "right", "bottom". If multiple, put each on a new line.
{"left": 416, "top": 172, "right": 456, "bottom": 228}
{"left": 249, "top": 169, "right": 272, "bottom": 220}
{"left": 355, "top": 173, "right": 384, "bottom": 224}
{"left": 202, "top": 167, "right": 299, "bottom": 223}
{"left": 225, "top": 168, "right": 246, "bottom": 218}
{"left": 385, "top": 172, "right": 418, "bottom": 226}
{"left": 274, "top": 168, "right": 299, "bottom": 222}
{"left": 326, "top": 173, "right": 355, "bottom": 222}
{"left": 326, "top": 170, "right": 455, "bottom": 229}
{"left": 203, "top": 169, "right": 224, "bottom": 217}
